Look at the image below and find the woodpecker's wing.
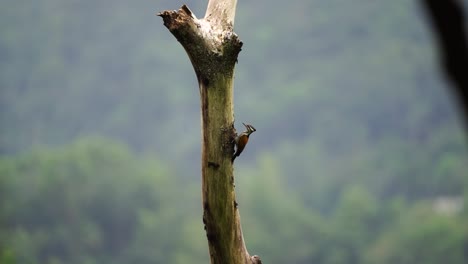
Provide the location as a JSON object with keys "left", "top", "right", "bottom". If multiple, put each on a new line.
{"left": 233, "top": 134, "right": 248, "bottom": 158}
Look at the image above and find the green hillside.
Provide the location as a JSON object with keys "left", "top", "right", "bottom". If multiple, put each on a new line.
{"left": 1, "top": 0, "right": 467, "bottom": 263}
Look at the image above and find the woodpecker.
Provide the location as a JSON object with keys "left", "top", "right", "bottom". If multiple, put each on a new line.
{"left": 232, "top": 122, "right": 256, "bottom": 162}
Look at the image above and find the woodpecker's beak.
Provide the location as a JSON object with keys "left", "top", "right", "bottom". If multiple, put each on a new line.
{"left": 242, "top": 123, "right": 256, "bottom": 133}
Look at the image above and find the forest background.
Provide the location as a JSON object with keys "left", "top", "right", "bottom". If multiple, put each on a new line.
{"left": 1, "top": 0, "right": 468, "bottom": 263}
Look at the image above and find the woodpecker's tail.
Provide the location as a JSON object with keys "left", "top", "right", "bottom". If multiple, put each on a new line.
{"left": 231, "top": 155, "right": 237, "bottom": 162}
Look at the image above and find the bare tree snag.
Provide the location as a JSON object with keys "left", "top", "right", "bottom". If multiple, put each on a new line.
{"left": 158, "top": 1, "right": 261, "bottom": 263}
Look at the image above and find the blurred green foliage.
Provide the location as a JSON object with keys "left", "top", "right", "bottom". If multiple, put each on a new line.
{"left": 1, "top": 0, "right": 467, "bottom": 263}
{"left": 1, "top": 139, "right": 466, "bottom": 264}
{"left": 0, "top": 138, "right": 208, "bottom": 264}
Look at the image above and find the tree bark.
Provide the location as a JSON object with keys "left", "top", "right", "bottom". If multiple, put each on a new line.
{"left": 158, "top": 1, "right": 261, "bottom": 263}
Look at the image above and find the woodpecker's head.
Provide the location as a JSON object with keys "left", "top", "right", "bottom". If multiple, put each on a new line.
{"left": 242, "top": 122, "right": 256, "bottom": 136}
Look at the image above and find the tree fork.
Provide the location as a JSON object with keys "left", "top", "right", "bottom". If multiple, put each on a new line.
{"left": 158, "top": 1, "right": 261, "bottom": 263}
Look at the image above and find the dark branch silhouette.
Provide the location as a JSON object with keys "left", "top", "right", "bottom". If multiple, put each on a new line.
{"left": 420, "top": 0, "right": 468, "bottom": 126}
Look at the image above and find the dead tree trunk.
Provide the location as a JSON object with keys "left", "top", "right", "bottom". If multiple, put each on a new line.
{"left": 158, "top": 1, "right": 261, "bottom": 263}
